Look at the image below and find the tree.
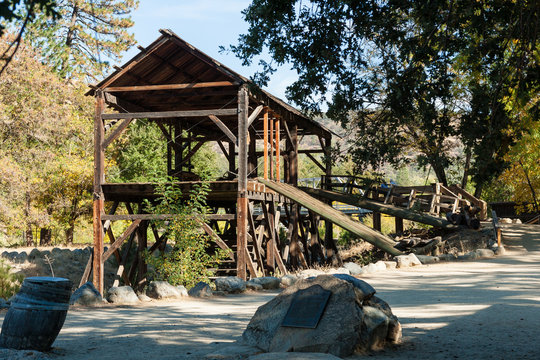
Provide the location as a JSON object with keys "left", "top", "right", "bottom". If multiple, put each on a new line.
{"left": 0, "top": 38, "right": 93, "bottom": 245}
{"left": 0, "top": 0, "right": 58, "bottom": 76}
{"left": 23, "top": 0, "right": 138, "bottom": 79}
{"left": 231, "top": 0, "right": 539, "bottom": 194}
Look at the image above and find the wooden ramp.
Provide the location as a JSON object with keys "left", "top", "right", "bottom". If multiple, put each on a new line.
{"left": 301, "top": 187, "right": 457, "bottom": 229}
{"left": 258, "top": 179, "right": 402, "bottom": 256}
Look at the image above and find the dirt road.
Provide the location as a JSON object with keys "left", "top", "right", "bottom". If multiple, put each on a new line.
{"left": 2, "top": 223, "right": 539, "bottom": 359}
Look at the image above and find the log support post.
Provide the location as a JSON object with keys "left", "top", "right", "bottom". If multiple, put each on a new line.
{"left": 93, "top": 91, "right": 105, "bottom": 295}
{"left": 237, "top": 85, "right": 249, "bottom": 280}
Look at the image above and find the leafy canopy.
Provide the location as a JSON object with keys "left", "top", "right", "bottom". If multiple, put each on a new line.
{"left": 231, "top": 0, "right": 539, "bottom": 192}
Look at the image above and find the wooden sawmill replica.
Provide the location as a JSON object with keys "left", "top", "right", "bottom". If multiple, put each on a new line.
{"left": 87, "top": 30, "right": 487, "bottom": 295}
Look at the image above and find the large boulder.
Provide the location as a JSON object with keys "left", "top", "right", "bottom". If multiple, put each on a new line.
{"left": 342, "top": 262, "right": 363, "bottom": 276}
{"left": 395, "top": 253, "right": 422, "bottom": 268}
{"left": 215, "top": 277, "right": 246, "bottom": 293}
{"left": 250, "top": 277, "right": 281, "bottom": 290}
{"left": 146, "top": 281, "right": 185, "bottom": 299}
{"left": 242, "top": 275, "right": 400, "bottom": 358}
{"left": 107, "top": 286, "right": 139, "bottom": 304}
{"left": 70, "top": 282, "right": 103, "bottom": 306}
{"left": 188, "top": 282, "right": 213, "bottom": 297}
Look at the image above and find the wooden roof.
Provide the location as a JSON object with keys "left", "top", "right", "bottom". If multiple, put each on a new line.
{"left": 88, "top": 29, "right": 332, "bottom": 138}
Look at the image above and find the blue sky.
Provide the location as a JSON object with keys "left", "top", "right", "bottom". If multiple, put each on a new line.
{"left": 120, "top": 0, "right": 296, "bottom": 101}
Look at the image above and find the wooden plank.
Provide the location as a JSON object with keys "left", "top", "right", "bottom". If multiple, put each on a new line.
{"left": 260, "top": 179, "right": 402, "bottom": 256}
{"left": 104, "top": 81, "right": 237, "bottom": 92}
{"left": 247, "top": 203, "right": 266, "bottom": 274}
{"left": 102, "top": 118, "right": 133, "bottom": 149}
{"left": 79, "top": 249, "right": 93, "bottom": 288}
{"left": 208, "top": 114, "right": 237, "bottom": 144}
{"left": 305, "top": 152, "right": 325, "bottom": 172}
{"left": 101, "top": 214, "right": 236, "bottom": 221}
{"left": 101, "top": 108, "right": 238, "bottom": 120}
{"left": 247, "top": 105, "right": 264, "bottom": 128}
{"left": 93, "top": 91, "right": 105, "bottom": 295}
{"left": 236, "top": 85, "right": 249, "bottom": 280}
{"left": 102, "top": 219, "right": 142, "bottom": 262}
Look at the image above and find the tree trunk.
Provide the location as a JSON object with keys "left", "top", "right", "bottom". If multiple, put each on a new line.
{"left": 25, "top": 225, "right": 33, "bottom": 247}
{"left": 65, "top": 223, "right": 75, "bottom": 245}
{"left": 432, "top": 162, "right": 448, "bottom": 187}
{"left": 474, "top": 182, "right": 484, "bottom": 199}
{"left": 40, "top": 228, "right": 52, "bottom": 246}
{"left": 461, "top": 148, "right": 472, "bottom": 189}
{"left": 24, "top": 192, "right": 33, "bottom": 246}
{"left": 520, "top": 160, "right": 539, "bottom": 213}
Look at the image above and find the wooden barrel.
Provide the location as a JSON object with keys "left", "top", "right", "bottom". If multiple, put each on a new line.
{"left": 0, "top": 276, "right": 72, "bottom": 351}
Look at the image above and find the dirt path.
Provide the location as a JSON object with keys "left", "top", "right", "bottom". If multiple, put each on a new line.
{"left": 2, "top": 223, "right": 540, "bottom": 359}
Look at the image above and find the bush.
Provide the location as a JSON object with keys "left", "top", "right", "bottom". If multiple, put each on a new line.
{"left": 143, "top": 180, "right": 229, "bottom": 288}
{"left": 0, "top": 260, "right": 23, "bottom": 299}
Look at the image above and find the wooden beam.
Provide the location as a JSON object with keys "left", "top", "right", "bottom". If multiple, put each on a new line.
{"left": 79, "top": 249, "right": 93, "bottom": 288}
{"left": 305, "top": 152, "right": 326, "bottom": 172}
{"left": 200, "top": 222, "right": 235, "bottom": 261}
{"left": 275, "top": 117, "right": 281, "bottom": 181}
{"left": 103, "top": 81, "right": 237, "bottom": 92}
{"left": 101, "top": 108, "right": 237, "bottom": 120}
{"left": 102, "top": 219, "right": 142, "bottom": 262}
{"left": 247, "top": 105, "right": 264, "bottom": 128}
{"left": 102, "top": 118, "right": 133, "bottom": 149}
{"left": 208, "top": 114, "right": 237, "bottom": 144}
{"left": 101, "top": 214, "right": 236, "bottom": 221}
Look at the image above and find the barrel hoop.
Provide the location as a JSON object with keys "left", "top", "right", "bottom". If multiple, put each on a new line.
{"left": 13, "top": 294, "right": 70, "bottom": 308}
{"left": 11, "top": 302, "right": 69, "bottom": 311}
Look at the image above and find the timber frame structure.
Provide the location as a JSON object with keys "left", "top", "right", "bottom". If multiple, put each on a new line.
{"left": 87, "top": 30, "right": 337, "bottom": 294}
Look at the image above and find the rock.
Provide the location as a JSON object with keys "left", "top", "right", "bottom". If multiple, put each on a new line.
{"left": 332, "top": 274, "right": 376, "bottom": 300}
{"left": 243, "top": 275, "right": 394, "bottom": 357}
{"left": 28, "top": 248, "right": 41, "bottom": 260}
{"left": 494, "top": 245, "right": 506, "bottom": 256}
{"left": 215, "top": 277, "right": 247, "bottom": 293}
{"left": 251, "top": 277, "right": 281, "bottom": 290}
{"left": 459, "top": 251, "right": 478, "bottom": 261}
{"left": 188, "top": 282, "right": 213, "bottom": 297}
{"left": 360, "top": 306, "right": 389, "bottom": 351}
{"left": 280, "top": 274, "right": 298, "bottom": 287}
{"left": 416, "top": 255, "right": 440, "bottom": 264}
{"left": 138, "top": 294, "right": 152, "bottom": 302}
{"left": 204, "top": 343, "right": 262, "bottom": 359}
{"left": 500, "top": 218, "right": 512, "bottom": 224}
{"left": 383, "top": 261, "right": 397, "bottom": 270}
{"left": 343, "top": 262, "right": 363, "bottom": 275}
{"left": 325, "top": 267, "right": 350, "bottom": 275}
{"left": 249, "top": 353, "right": 343, "bottom": 360}
{"left": 176, "top": 285, "right": 188, "bottom": 297}
{"left": 438, "top": 253, "right": 457, "bottom": 261}
{"left": 363, "top": 261, "right": 386, "bottom": 273}
{"left": 363, "top": 296, "right": 401, "bottom": 344}
{"left": 513, "top": 218, "right": 522, "bottom": 224}
{"left": 70, "top": 282, "right": 103, "bottom": 306}
{"left": 475, "top": 249, "right": 495, "bottom": 258}
{"left": 246, "top": 281, "right": 263, "bottom": 291}
{"left": 213, "top": 290, "right": 227, "bottom": 297}
{"left": 146, "top": 281, "right": 185, "bottom": 299}
{"left": 297, "top": 269, "right": 325, "bottom": 278}
{"left": 395, "top": 253, "right": 422, "bottom": 268}
{"left": 107, "top": 286, "right": 139, "bottom": 304}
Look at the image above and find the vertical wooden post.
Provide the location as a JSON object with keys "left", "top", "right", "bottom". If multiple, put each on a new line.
{"left": 136, "top": 220, "right": 148, "bottom": 290}
{"left": 263, "top": 108, "right": 269, "bottom": 180}
{"left": 236, "top": 85, "right": 249, "bottom": 280}
{"left": 373, "top": 212, "right": 382, "bottom": 232}
{"left": 93, "top": 91, "right": 105, "bottom": 295}
{"left": 174, "top": 122, "right": 182, "bottom": 176}
{"left": 228, "top": 141, "right": 235, "bottom": 178}
{"left": 275, "top": 117, "right": 280, "bottom": 181}
{"left": 248, "top": 128, "right": 257, "bottom": 177}
{"left": 269, "top": 113, "right": 274, "bottom": 180}
{"left": 395, "top": 217, "right": 404, "bottom": 234}
{"left": 323, "top": 135, "right": 335, "bottom": 262}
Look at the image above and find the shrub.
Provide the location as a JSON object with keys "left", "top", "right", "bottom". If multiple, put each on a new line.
{"left": 0, "top": 260, "right": 23, "bottom": 299}
{"left": 143, "top": 180, "right": 229, "bottom": 288}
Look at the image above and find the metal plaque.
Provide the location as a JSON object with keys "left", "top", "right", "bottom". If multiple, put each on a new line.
{"left": 281, "top": 285, "right": 331, "bottom": 329}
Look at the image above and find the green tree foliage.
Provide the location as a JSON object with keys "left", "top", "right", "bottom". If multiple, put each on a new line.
{"left": 143, "top": 181, "right": 229, "bottom": 288}
{"left": 231, "top": 0, "right": 539, "bottom": 194}
{"left": 0, "top": 38, "right": 93, "bottom": 245}
{"left": 23, "top": 0, "right": 138, "bottom": 79}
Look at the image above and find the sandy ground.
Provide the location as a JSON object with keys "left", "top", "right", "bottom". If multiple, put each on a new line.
{"left": 2, "top": 223, "right": 540, "bottom": 360}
